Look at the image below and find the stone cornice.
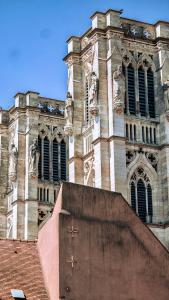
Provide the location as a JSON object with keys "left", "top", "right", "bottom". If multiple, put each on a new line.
{"left": 108, "top": 135, "right": 126, "bottom": 142}
{"left": 92, "top": 137, "right": 108, "bottom": 145}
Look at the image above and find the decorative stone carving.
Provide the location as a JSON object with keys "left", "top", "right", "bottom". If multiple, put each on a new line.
{"left": 81, "top": 37, "right": 89, "bottom": 49}
{"left": 37, "top": 102, "right": 64, "bottom": 116}
{"left": 9, "top": 143, "right": 18, "bottom": 182}
{"left": 131, "top": 167, "right": 150, "bottom": 184}
{"left": 145, "top": 152, "right": 158, "bottom": 171}
{"left": 164, "top": 78, "right": 169, "bottom": 112}
{"left": 113, "top": 65, "right": 126, "bottom": 114}
{"left": 38, "top": 208, "right": 53, "bottom": 226}
{"left": 29, "top": 139, "right": 40, "bottom": 179}
{"left": 89, "top": 72, "right": 99, "bottom": 117}
{"left": 126, "top": 150, "right": 136, "bottom": 166}
{"left": 121, "top": 23, "right": 155, "bottom": 40}
{"left": 84, "top": 157, "right": 95, "bottom": 186}
{"left": 64, "top": 92, "right": 74, "bottom": 136}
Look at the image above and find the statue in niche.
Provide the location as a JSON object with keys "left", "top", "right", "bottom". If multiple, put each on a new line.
{"left": 113, "top": 65, "right": 126, "bottom": 114}
{"left": 164, "top": 77, "right": 169, "bottom": 111}
{"left": 64, "top": 92, "right": 74, "bottom": 136}
{"left": 88, "top": 72, "right": 99, "bottom": 117}
{"left": 9, "top": 143, "right": 18, "bottom": 181}
{"left": 65, "top": 92, "right": 73, "bottom": 125}
{"left": 89, "top": 72, "right": 98, "bottom": 104}
{"left": 29, "top": 138, "right": 40, "bottom": 179}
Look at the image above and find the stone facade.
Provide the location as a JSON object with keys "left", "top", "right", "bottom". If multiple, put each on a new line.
{"left": 0, "top": 91, "right": 66, "bottom": 239}
{"left": 1, "top": 9, "right": 169, "bottom": 249}
{"left": 64, "top": 9, "right": 169, "bottom": 248}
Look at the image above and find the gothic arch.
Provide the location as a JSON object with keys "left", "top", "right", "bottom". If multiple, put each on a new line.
{"left": 127, "top": 153, "right": 158, "bottom": 222}
{"left": 122, "top": 48, "right": 136, "bottom": 68}
{"left": 137, "top": 53, "right": 156, "bottom": 72}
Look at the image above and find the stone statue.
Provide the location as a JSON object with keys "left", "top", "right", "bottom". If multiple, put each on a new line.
{"left": 29, "top": 138, "right": 40, "bottom": 178}
{"left": 164, "top": 78, "right": 169, "bottom": 111}
{"left": 89, "top": 72, "right": 98, "bottom": 105}
{"left": 65, "top": 92, "right": 73, "bottom": 126}
{"left": 64, "top": 92, "right": 74, "bottom": 136}
{"left": 9, "top": 143, "right": 18, "bottom": 181}
{"left": 113, "top": 65, "right": 126, "bottom": 114}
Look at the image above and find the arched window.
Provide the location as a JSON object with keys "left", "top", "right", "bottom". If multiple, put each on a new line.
{"left": 38, "top": 134, "right": 66, "bottom": 182}
{"left": 123, "top": 63, "right": 136, "bottom": 114}
{"left": 128, "top": 64, "right": 136, "bottom": 114}
{"left": 85, "top": 81, "right": 89, "bottom": 123}
{"left": 53, "top": 138, "right": 59, "bottom": 181}
{"left": 137, "top": 179, "right": 146, "bottom": 222}
{"left": 130, "top": 167, "right": 153, "bottom": 223}
{"left": 60, "top": 140, "right": 66, "bottom": 181}
{"left": 43, "top": 137, "right": 50, "bottom": 180}
{"left": 147, "top": 68, "right": 155, "bottom": 118}
{"left": 38, "top": 136, "right": 42, "bottom": 179}
{"left": 138, "top": 66, "right": 146, "bottom": 116}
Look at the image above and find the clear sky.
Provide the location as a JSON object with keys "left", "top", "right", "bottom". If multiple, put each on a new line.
{"left": 0, "top": 0, "right": 169, "bottom": 109}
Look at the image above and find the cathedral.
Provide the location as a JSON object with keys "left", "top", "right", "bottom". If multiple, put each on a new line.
{"left": 0, "top": 9, "right": 169, "bottom": 248}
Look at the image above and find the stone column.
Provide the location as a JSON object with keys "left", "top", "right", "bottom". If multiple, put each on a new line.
{"left": 24, "top": 92, "right": 39, "bottom": 239}
{"left": 155, "top": 22, "right": 169, "bottom": 223}
{"left": 106, "top": 12, "right": 127, "bottom": 199}
{"left": 65, "top": 38, "right": 83, "bottom": 184}
{"left": 90, "top": 13, "right": 110, "bottom": 190}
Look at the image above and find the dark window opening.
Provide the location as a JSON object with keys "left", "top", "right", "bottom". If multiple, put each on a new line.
{"left": 138, "top": 67, "right": 146, "bottom": 116}
{"left": 147, "top": 68, "right": 155, "bottom": 118}
{"left": 127, "top": 64, "right": 136, "bottom": 114}
{"left": 60, "top": 140, "right": 66, "bottom": 181}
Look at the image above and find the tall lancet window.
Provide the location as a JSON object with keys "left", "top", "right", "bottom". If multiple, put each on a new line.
{"left": 138, "top": 58, "right": 155, "bottom": 118}
{"left": 138, "top": 66, "right": 146, "bottom": 116}
{"left": 147, "top": 68, "right": 155, "bottom": 118}
{"left": 130, "top": 167, "right": 153, "bottom": 223}
{"left": 43, "top": 137, "right": 50, "bottom": 180}
{"left": 53, "top": 138, "right": 59, "bottom": 181}
{"left": 38, "top": 132, "right": 66, "bottom": 182}
{"left": 123, "top": 62, "right": 136, "bottom": 115}
{"left": 85, "top": 80, "right": 89, "bottom": 123}
{"left": 60, "top": 140, "right": 66, "bottom": 181}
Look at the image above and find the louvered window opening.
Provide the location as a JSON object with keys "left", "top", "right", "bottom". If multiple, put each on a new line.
{"left": 53, "top": 139, "right": 59, "bottom": 181}
{"left": 123, "top": 64, "right": 155, "bottom": 118}
{"left": 127, "top": 65, "right": 136, "bottom": 115}
{"left": 138, "top": 68, "right": 146, "bottom": 116}
{"left": 43, "top": 137, "right": 50, "bottom": 180}
{"left": 147, "top": 69, "right": 155, "bottom": 118}
{"left": 130, "top": 179, "right": 153, "bottom": 223}
{"left": 85, "top": 81, "right": 89, "bottom": 123}
{"left": 38, "top": 136, "right": 66, "bottom": 182}
{"left": 60, "top": 141, "right": 66, "bottom": 181}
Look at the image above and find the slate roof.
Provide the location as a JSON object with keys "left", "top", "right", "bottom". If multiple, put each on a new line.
{"left": 0, "top": 239, "right": 48, "bottom": 300}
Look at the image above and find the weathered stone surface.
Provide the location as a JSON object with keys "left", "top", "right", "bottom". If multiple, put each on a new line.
{"left": 38, "top": 182, "right": 169, "bottom": 300}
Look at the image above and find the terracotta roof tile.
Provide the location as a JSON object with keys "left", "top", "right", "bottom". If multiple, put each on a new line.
{"left": 0, "top": 239, "right": 49, "bottom": 300}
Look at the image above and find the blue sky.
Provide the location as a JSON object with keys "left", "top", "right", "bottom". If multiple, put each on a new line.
{"left": 0, "top": 0, "right": 169, "bottom": 109}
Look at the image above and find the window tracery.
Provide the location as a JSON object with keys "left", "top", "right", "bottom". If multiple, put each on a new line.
{"left": 130, "top": 167, "right": 153, "bottom": 223}
{"left": 122, "top": 51, "right": 156, "bottom": 118}
{"left": 38, "top": 124, "right": 66, "bottom": 182}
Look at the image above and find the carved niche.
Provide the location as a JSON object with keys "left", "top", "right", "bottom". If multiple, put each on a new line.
{"left": 113, "top": 65, "right": 126, "bottom": 114}
{"left": 64, "top": 92, "right": 74, "bottom": 136}
{"left": 29, "top": 138, "right": 40, "bottom": 179}
{"left": 9, "top": 143, "right": 18, "bottom": 182}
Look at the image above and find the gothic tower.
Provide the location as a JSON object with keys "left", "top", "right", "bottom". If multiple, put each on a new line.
{"left": 64, "top": 9, "right": 169, "bottom": 248}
